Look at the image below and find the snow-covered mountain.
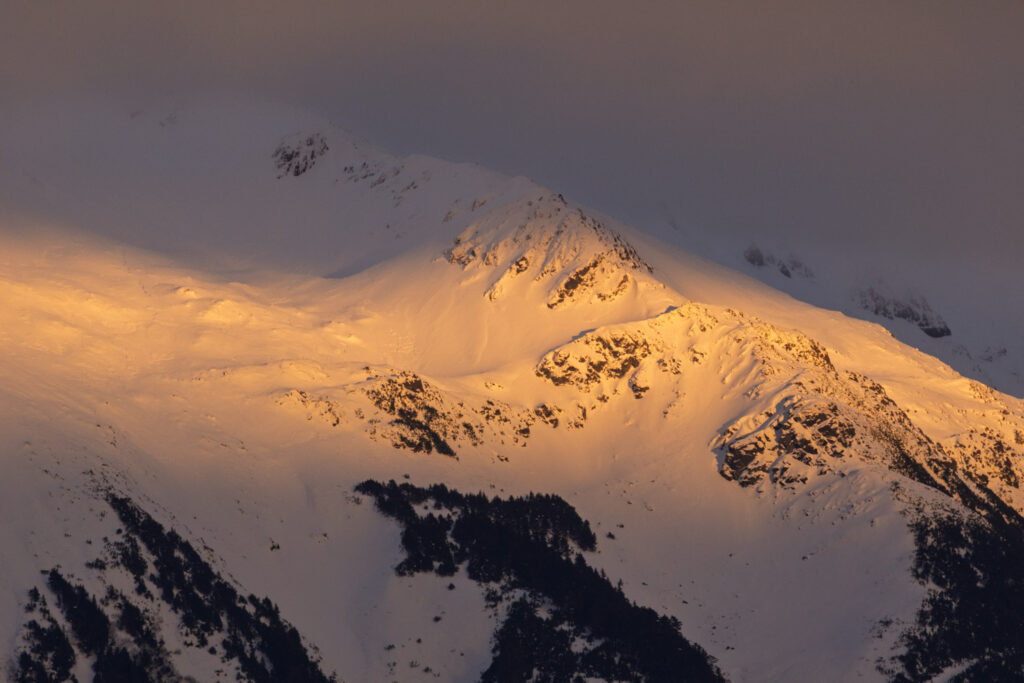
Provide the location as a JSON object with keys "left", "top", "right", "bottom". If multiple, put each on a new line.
{"left": 2, "top": 99, "right": 1024, "bottom": 682}
{"left": 722, "top": 241, "right": 1023, "bottom": 399}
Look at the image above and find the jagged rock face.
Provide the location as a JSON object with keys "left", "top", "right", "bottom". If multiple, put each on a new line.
{"left": 849, "top": 375, "right": 1024, "bottom": 515}
{"left": 715, "top": 369, "right": 903, "bottom": 493}
{"left": 946, "top": 425, "right": 1021, "bottom": 488}
{"left": 273, "top": 132, "right": 329, "bottom": 178}
{"left": 445, "top": 194, "right": 657, "bottom": 308}
{"left": 363, "top": 373, "right": 464, "bottom": 456}
{"left": 715, "top": 349, "right": 1024, "bottom": 525}
{"left": 717, "top": 397, "right": 859, "bottom": 488}
{"left": 855, "top": 286, "right": 951, "bottom": 338}
{"left": 714, "top": 365, "right": 1009, "bottom": 505}
{"left": 533, "top": 303, "right": 712, "bottom": 401}
{"left": 278, "top": 389, "right": 344, "bottom": 427}
{"left": 278, "top": 370, "right": 549, "bottom": 459}
{"left": 361, "top": 371, "right": 545, "bottom": 457}
{"left": 533, "top": 302, "right": 837, "bottom": 410}
{"left": 536, "top": 332, "right": 661, "bottom": 395}
{"left": 743, "top": 245, "right": 814, "bottom": 279}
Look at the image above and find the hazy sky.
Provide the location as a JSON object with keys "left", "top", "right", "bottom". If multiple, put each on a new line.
{"left": 3, "top": 1, "right": 1023, "bottom": 273}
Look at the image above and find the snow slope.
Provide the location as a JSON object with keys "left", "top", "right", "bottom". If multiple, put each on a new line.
{"left": 679, "top": 236, "right": 1024, "bottom": 399}
{"left": 2, "top": 98, "right": 1024, "bottom": 682}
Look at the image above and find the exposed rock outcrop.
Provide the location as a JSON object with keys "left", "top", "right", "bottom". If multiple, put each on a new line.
{"left": 446, "top": 194, "right": 658, "bottom": 308}
{"left": 273, "top": 132, "right": 329, "bottom": 178}
{"left": 855, "top": 286, "right": 951, "bottom": 338}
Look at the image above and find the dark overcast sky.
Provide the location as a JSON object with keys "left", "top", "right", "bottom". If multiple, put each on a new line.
{"left": 3, "top": 1, "right": 1023, "bottom": 273}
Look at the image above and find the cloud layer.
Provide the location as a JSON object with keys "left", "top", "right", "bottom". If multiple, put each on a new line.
{"left": 3, "top": 1, "right": 1023, "bottom": 272}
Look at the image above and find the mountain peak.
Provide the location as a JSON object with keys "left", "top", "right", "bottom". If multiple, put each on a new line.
{"left": 445, "top": 193, "right": 658, "bottom": 309}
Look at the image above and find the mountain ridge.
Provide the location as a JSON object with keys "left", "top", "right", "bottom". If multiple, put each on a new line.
{"left": 2, "top": 98, "right": 1023, "bottom": 681}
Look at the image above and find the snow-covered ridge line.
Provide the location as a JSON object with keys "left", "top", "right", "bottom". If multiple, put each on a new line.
{"left": 732, "top": 241, "right": 1021, "bottom": 397}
